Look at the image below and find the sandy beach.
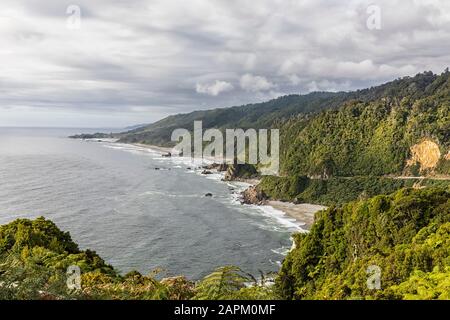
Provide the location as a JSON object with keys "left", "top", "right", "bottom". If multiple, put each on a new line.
{"left": 133, "top": 143, "right": 173, "bottom": 154}
{"left": 268, "top": 201, "right": 326, "bottom": 230}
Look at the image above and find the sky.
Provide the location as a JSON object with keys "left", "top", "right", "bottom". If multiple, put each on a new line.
{"left": 0, "top": 0, "right": 449, "bottom": 128}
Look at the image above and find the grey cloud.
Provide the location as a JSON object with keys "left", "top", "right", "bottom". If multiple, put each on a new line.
{"left": 0, "top": 0, "right": 449, "bottom": 127}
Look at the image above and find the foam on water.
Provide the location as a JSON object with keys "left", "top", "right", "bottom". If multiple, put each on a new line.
{"left": 135, "top": 144, "right": 309, "bottom": 257}
{"left": 0, "top": 134, "right": 305, "bottom": 278}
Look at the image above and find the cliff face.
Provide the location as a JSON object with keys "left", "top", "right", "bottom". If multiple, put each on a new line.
{"left": 406, "top": 139, "right": 444, "bottom": 175}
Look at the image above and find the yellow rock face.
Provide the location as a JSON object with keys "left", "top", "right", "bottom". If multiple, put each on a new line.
{"left": 406, "top": 140, "right": 441, "bottom": 172}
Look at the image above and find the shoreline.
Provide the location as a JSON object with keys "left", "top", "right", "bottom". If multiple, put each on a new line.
{"left": 267, "top": 201, "right": 326, "bottom": 230}
{"left": 129, "top": 142, "right": 327, "bottom": 230}
{"left": 132, "top": 143, "right": 226, "bottom": 164}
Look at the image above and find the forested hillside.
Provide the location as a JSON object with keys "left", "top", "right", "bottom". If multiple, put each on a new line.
{"left": 279, "top": 71, "right": 449, "bottom": 178}
{"left": 117, "top": 71, "right": 446, "bottom": 148}
{"left": 0, "top": 217, "right": 272, "bottom": 299}
{"left": 118, "top": 71, "right": 449, "bottom": 178}
{"left": 277, "top": 187, "right": 450, "bottom": 300}
{"left": 252, "top": 71, "right": 449, "bottom": 205}
{"left": 118, "top": 92, "right": 346, "bottom": 146}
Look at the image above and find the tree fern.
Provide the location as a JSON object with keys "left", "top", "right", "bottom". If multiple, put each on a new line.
{"left": 194, "top": 266, "right": 249, "bottom": 300}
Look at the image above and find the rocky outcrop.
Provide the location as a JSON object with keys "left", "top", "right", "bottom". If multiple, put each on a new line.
{"left": 224, "top": 166, "right": 236, "bottom": 181}
{"left": 405, "top": 139, "right": 442, "bottom": 174}
{"left": 240, "top": 186, "right": 267, "bottom": 205}
{"left": 223, "top": 164, "right": 259, "bottom": 181}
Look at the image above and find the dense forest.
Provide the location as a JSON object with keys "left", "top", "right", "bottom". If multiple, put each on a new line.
{"left": 253, "top": 71, "right": 449, "bottom": 205}
{"left": 279, "top": 71, "right": 449, "bottom": 177}
{"left": 277, "top": 187, "right": 450, "bottom": 299}
{"left": 1, "top": 187, "right": 448, "bottom": 299}
{"left": 258, "top": 175, "right": 449, "bottom": 206}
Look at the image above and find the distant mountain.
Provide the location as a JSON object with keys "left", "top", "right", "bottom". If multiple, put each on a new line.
{"left": 117, "top": 91, "right": 347, "bottom": 146}
{"left": 118, "top": 71, "right": 445, "bottom": 149}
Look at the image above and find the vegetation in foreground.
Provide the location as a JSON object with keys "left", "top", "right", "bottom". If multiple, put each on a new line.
{"left": 1, "top": 187, "right": 449, "bottom": 300}
{"left": 0, "top": 217, "right": 275, "bottom": 300}
{"left": 277, "top": 187, "right": 450, "bottom": 299}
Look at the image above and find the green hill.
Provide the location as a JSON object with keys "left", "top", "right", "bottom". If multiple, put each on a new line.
{"left": 117, "top": 70, "right": 446, "bottom": 148}
{"left": 279, "top": 71, "right": 449, "bottom": 178}
{"left": 253, "top": 70, "right": 449, "bottom": 205}
{"left": 277, "top": 187, "right": 450, "bottom": 300}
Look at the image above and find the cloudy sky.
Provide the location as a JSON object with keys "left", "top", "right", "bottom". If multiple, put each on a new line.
{"left": 0, "top": 0, "right": 449, "bottom": 127}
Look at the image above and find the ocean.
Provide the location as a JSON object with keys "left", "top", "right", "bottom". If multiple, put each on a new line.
{"left": 0, "top": 127, "right": 302, "bottom": 279}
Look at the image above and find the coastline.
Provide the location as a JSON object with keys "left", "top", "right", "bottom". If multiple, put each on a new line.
{"left": 267, "top": 201, "right": 326, "bottom": 230}
{"left": 132, "top": 143, "right": 173, "bottom": 154}
{"left": 130, "top": 142, "right": 327, "bottom": 230}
